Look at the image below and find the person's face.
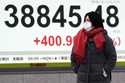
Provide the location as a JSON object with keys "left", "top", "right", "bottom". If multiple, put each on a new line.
{"left": 83, "top": 15, "right": 94, "bottom": 31}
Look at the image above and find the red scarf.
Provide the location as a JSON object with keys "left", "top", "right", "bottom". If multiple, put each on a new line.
{"left": 73, "top": 28, "right": 105, "bottom": 64}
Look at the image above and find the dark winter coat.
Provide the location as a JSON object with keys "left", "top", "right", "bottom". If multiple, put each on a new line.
{"left": 71, "top": 31, "right": 117, "bottom": 83}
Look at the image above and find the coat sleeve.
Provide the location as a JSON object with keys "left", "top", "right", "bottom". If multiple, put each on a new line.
{"left": 71, "top": 47, "right": 80, "bottom": 73}
{"left": 104, "top": 35, "right": 117, "bottom": 72}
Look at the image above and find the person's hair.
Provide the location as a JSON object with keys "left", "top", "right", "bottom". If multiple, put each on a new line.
{"left": 84, "top": 11, "right": 104, "bottom": 28}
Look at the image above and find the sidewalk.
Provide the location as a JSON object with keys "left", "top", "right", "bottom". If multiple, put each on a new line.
{"left": 0, "top": 71, "right": 124, "bottom": 83}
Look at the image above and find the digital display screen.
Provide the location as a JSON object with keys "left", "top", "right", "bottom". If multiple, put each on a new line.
{"left": 0, "top": 0, "right": 124, "bottom": 69}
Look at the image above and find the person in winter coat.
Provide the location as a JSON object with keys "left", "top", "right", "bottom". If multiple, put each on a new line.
{"left": 71, "top": 11, "right": 117, "bottom": 83}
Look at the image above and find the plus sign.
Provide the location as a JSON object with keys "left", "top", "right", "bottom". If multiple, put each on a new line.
{"left": 34, "top": 37, "right": 40, "bottom": 45}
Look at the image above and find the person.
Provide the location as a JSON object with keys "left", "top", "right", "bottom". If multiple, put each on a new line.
{"left": 71, "top": 11, "right": 117, "bottom": 83}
